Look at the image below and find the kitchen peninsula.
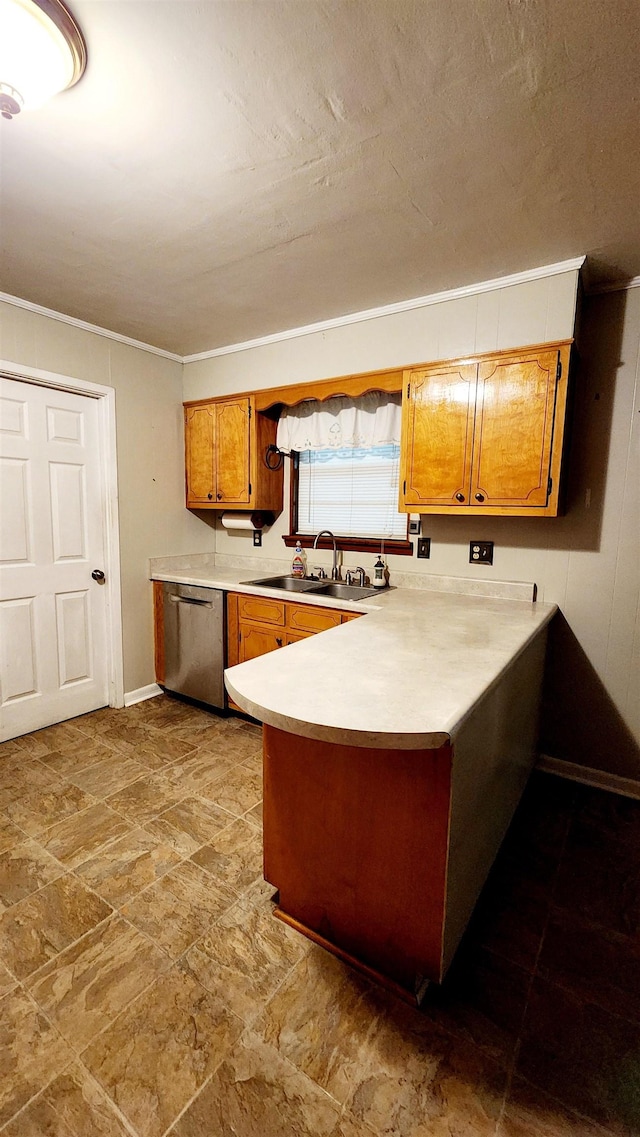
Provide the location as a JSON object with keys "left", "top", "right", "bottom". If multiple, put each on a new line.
{"left": 151, "top": 562, "right": 555, "bottom": 1001}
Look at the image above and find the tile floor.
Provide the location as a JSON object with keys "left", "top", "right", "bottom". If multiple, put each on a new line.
{"left": 0, "top": 695, "right": 638, "bottom": 1136}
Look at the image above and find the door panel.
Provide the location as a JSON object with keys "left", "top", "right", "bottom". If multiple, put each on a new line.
{"left": 215, "top": 398, "right": 250, "bottom": 504}
{"left": 472, "top": 351, "right": 558, "bottom": 507}
{"left": 402, "top": 364, "right": 477, "bottom": 506}
{"left": 185, "top": 405, "right": 215, "bottom": 504}
{"left": 0, "top": 377, "right": 108, "bottom": 740}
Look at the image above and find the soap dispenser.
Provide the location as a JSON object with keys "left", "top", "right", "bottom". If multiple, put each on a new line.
{"left": 372, "top": 554, "right": 386, "bottom": 588}
{"left": 291, "top": 541, "right": 307, "bottom": 578}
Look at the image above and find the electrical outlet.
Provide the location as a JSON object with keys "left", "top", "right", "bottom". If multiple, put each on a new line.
{"left": 469, "top": 541, "right": 493, "bottom": 565}
{"left": 417, "top": 537, "right": 431, "bottom": 559}
{"left": 252, "top": 530, "right": 262, "bottom": 547}
{"left": 408, "top": 514, "right": 421, "bottom": 535}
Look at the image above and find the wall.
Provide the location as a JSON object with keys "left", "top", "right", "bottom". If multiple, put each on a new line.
{"left": 183, "top": 270, "right": 640, "bottom": 782}
{"left": 0, "top": 300, "right": 215, "bottom": 696}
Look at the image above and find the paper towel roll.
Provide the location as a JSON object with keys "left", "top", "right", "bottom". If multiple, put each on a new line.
{"left": 220, "top": 512, "right": 273, "bottom": 531}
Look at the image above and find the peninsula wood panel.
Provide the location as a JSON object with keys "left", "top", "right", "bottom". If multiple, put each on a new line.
{"left": 152, "top": 580, "right": 165, "bottom": 684}
{"left": 263, "top": 725, "right": 452, "bottom": 994}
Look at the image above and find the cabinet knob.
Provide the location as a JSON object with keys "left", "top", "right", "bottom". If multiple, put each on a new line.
{"left": 217, "top": 493, "right": 222, "bottom": 500}
{"left": 475, "top": 493, "right": 485, "bottom": 502}
{"left": 276, "top": 637, "right": 283, "bottom": 647}
{"left": 455, "top": 492, "right": 465, "bottom": 503}
{"left": 207, "top": 493, "right": 213, "bottom": 500}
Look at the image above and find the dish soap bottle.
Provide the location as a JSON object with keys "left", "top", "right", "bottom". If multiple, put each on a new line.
{"left": 372, "top": 554, "right": 386, "bottom": 588}
{"left": 291, "top": 541, "right": 307, "bottom": 578}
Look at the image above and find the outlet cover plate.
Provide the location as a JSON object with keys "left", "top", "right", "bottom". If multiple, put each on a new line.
{"left": 253, "top": 530, "right": 262, "bottom": 547}
{"left": 470, "top": 540, "right": 493, "bottom": 565}
{"left": 417, "top": 537, "right": 431, "bottom": 559}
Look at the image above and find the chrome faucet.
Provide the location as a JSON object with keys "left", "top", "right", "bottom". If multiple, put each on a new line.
{"left": 345, "top": 566, "right": 366, "bottom": 587}
{"left": 313, "top": 530, "right": 340, "bottom": 580}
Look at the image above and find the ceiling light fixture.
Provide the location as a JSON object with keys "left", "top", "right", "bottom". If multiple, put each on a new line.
{"left": 0, "top": 0, "right": 86, "bottom": 120}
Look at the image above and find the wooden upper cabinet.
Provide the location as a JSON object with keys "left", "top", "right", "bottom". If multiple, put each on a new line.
{"left": 184, "top": 395, "right": 283, "bottom": 512}
{"left": 400, "top": 341, "right": 572, "bottom": 516}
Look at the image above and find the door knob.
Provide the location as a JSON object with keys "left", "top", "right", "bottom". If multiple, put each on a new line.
{"left": 455, "top": 492, "right": 465, "bottom": 503}
{"left": 475, "top": 493, "right": 485, "bottom": 502}
{"left": 91, "top": 569, "right": 105, "bottom": 582}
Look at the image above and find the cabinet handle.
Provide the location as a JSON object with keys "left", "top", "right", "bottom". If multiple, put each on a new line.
{"left": 217, "top": 493, "right": 222, "bottom": 500}
{"left": 455, "top": 492, "right": 465, "bottom": 503}
{"left": 475, "top": 493, "right": 485, "bottom": 502}
{"left": 276, "top": 637, "right": 283, "bottom": 646}
{"left": 207, "top": 493, "right": 213, "bottom": 500}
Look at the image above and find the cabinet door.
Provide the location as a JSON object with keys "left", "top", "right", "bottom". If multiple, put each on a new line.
{"left": 401, "top": 363, "right": 477, "bottom": 506}
{"left": 185, "top": 405, "right": 216, "bottom": 504}
{"left": 215, "top": 398, "right": 251, "bottom": 504}
{"left": 471, "top": 349, "right": 559, "bottom": 508}
{"left": 239, "top": 623, "right": 284, "bottom": 663}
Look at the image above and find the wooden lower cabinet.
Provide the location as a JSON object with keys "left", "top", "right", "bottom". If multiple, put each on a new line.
{"left": 227, "top": 592, "right": 359, "bottom": 670}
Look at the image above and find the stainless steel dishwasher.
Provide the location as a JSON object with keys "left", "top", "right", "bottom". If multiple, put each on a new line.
{"left": 162, "top": 582, "right": 226, "bottom": 710}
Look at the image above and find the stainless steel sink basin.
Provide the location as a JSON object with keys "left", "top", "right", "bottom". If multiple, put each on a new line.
{"left": 310, "top": 581, "right": 380, "bottom": 601}
{"left": 241, "top": 575, "right": 322, "bottom": 593}
{"left": 241, "top": 574, "right": 382, "bottom": 601}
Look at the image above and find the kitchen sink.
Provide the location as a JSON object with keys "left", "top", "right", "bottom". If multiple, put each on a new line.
{"left": 310, "top": 581, "right": 380, "bottom": 601}
{"left": 241, "top": 575, "right": 382, "bottom": 601}
{"left": 241, "top": 575, "right": 323, "bottom": 593}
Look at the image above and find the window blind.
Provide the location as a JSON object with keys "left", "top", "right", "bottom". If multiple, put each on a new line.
{"left": 297, "top": 445, "right": 406, "bottom": 539}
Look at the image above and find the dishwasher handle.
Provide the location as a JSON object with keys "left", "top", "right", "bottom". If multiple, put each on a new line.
{"left": 169, "top": 595, "right": 213, "bottom": 608}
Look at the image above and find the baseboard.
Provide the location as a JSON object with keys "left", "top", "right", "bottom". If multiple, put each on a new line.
{"left": 537, "top": 754, "right": 640, "bottom": 801}
{"left": 124, "top": 683, "right": 162, "bottom": 707}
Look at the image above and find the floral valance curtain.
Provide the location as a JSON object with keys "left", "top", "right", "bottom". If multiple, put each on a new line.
{"left": 276, "top": 392, "right": 402, "bottom": 454}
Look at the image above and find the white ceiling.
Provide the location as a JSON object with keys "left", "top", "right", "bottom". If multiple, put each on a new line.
{"left": 1, "top": 0, "right": 639, "bottom": 356}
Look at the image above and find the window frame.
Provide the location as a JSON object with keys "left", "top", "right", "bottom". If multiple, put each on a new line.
{"left": 282, "top": 451, "right": 413, "bottom": 556}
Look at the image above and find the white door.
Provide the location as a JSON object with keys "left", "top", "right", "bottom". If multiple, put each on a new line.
{"left": 0, "top": 376, "right": 109, "bottom": 741}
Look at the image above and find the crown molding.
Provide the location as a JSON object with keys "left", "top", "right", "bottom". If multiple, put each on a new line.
{"left": 0, "top": 291, "right": 182, "bottom": 362}
{"left": 588, "top": 275, "right": 640, "bottom": 295}
{"left": 182, "top": 256, "right": 587, "bottom": 363}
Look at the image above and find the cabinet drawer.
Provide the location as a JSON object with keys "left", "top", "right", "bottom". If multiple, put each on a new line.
{"left": 238, "top": 595, "right": 286, "bottom": 626}
{"left": 287, "top": 603, "right": 342, "bottom": 635}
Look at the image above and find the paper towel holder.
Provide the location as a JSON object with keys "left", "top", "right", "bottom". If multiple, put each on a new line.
{"left": 220, "top": 511, "right": 275, "bottom": 531}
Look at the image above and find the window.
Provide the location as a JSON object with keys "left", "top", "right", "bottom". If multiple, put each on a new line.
{"left": 297, "top": 446, "right": 406, "bottom": 539}
{"left": 277, "top": 392, "right": 412, "bottom": 553}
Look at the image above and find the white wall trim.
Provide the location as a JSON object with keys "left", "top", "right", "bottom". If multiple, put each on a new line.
{"left": 0, "top": 291, "right": 182, "bottom": 363}
{"left": 0, "top": 358, "right": 125, "bottom": 710}
{"left": 588, "top": 275, "right": 640, "bottom": 295}
{"left": 537, "top": 753, "right": 640, "bottom": 801}
{"left": 124, "top": 683, "right": 163, "bottom": 706}
{"left": 183, "top": 257, "right": 587, "bottom": 363}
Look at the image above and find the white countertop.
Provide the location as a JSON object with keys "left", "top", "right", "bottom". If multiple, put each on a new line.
{"left": 151, "top": 565, "right": 556, "bottom": 750}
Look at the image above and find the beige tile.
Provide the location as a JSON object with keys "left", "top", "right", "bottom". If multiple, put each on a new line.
{"left": 151, "top": 796, "right": 232, "bottom": 854}
{"left": 0, "top": 840, "right": 63, "bottom": 910}
{"left": 28, "top": 914, "right": 169, "bottom": 1050}
{"left": 191, "top": 817, "right": 263, "bottom": 895}
{"left": 71, "top": 708, "right": 120, "bottom": 737}
{"left": 68, "top": 752, "right": 148, "bottom": 798}
{"left": 241, "top": 746, "right": 263, "bottom": 773}
{"left": 0, "top": 814, "right": 27, "bottom": 854}
{"left": 14, "top": 722, "right": 88, "bottom": 759}
{"left": 182, "top": 890, "right": 307, "bottom": 1025}
{"left": 41, "top": 803, "right": 131, "bottom": 870}
{"left": 122, "top": 860, "right": 235, "bottom": 959}
{"left": 94, "top": 722, "right": 165, "bottom": 756}
{"left": 38, "top": 737, "right": 126, "bottom": 779}
{"left": 0, "top": 759, "right": 64, "bottom": 810}
{"left": 14, "top": 1061, "right": 135, "bottom": 1137}
{"left": 499, "top": 1077, "right": 609, "bottom": 1136}
{"left": 256, "top": 946, "right": 382, "bottom": 1106}
{"left": 245, "top": 801, "right": 263, "bottom": 829}
{"left": 6, "top": 781, "right": 96, "bottom": 837}
{"left": 0, "top": 986, "right": 74, "bottom": 1127}
{"left": 84, "top": 966, "right": 243, "bottom": 1137}
{"left": 165, "top": 749, "right": 236, "bottom": 795}
{"left": 76, "top": 827, "right": 181, "bottom": 907}
{"left": 0, "top": 957, "right": 17, "bottom": 997}
{"left": 167, "top": 720, "right": 227, "bottom": 750}
{"left": 200, "top": 765, "right": 263, "bottom": 817}
{"left": 130, "top": 732, "right": 197, "bottom": 770}
{"left": 106, "top": 773, "right": 183, "bottom": 825}
{"left": 199, "top": 724, "right": 263, "bottom": 763}
{"left": 169, "top": 1030, "right": 343, "bottom": 1137}
{"left": 0, "top": 874, "right": 111, "bottom": 979}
